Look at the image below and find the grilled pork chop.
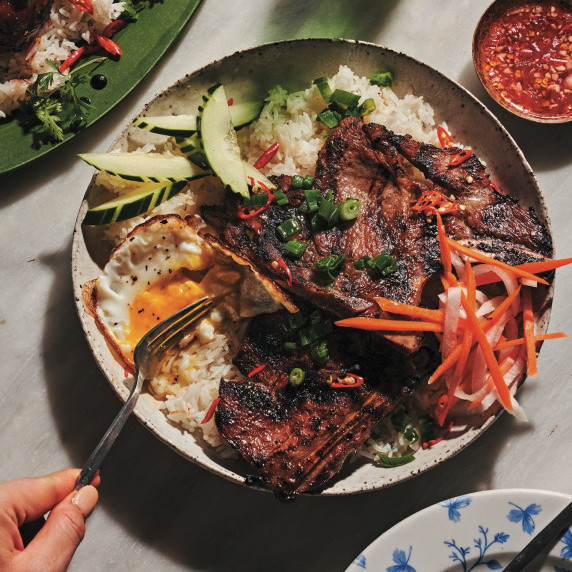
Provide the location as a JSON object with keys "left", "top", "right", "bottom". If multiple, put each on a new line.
{"left": 376, "top": 125, "right": 552, "bottom": 262}
{"left": 216, "top": 310, "right": 421, "bottom": 499}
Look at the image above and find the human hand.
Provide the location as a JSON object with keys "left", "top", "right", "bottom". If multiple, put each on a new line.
{"left": 0, "top": 469, "right": 100, "bottom": 572}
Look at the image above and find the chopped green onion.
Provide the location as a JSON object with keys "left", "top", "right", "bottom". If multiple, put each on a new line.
{"left": 317, "top": 197, "right": 339, "bottom": 227}
{"left": 376, "top": 453, "right": 415, "bottom": 468}
{"left": 310, "top": 341, "right": 330, "bottom": 365}
{"left": 403, "top": 427, "right": 420, "bottom": 444}
{"left": 359, "top": 97, "right": 376, "bottom": 116}
{"left": 242, "top": 192, "right": 268, "bottom": 208}
{"left": 369, "top": 71, "right": 394, "bottom": 87}
{"left": 419, "top": 414, "right": 435, "bottom": 442}
{"left": 391, "top": 409, "right": 410, "bottom": 433}
{"left": 285, "top": 240, "right": 307, "bottom": 258}
{"left": 276, "top": 217, "right": 302, "bottom": 241}
{"left": 353, "top": 255, "right": 371, "bottom": 270}
{"left": 317, "top": 109, "right": 340, "bottom": 129}
{"left": 303, "top": 175, "right": 315, "bottom": 188}
{"left": 289, "top": 367, "right": 305, "bottom": 387}
{"left": 284, "top": 341, "right": 297, "bottom": 351}
{"left": 313, "top": 254, "right": 346, "bottom": 282}
{"left": 330, "top": 89, "right": 360, "bottom": 109}
{"left": 290, "top": 175, "right": 304, "bottom": 188}
{"left": 302, "top": 188, "right": 320, "bottom": 214}
{"left": 313, "top": 76, "right": 332, "bottom": 103}
{"left": 368, "top": 253, "right": 397, "bottom": 277}
{"left": 338, "top": 198, "right": 361, "bottom": 221}
{"left": 274, "top": 189, "right": 289, "bottom": 206}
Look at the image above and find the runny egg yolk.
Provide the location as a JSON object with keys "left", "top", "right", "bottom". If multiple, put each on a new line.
{"left": 124, "top": 268, "right": 205, "bottom": 349}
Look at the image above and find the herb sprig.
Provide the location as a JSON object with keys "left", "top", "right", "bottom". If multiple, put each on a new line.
{"left": 21, "top": 57, "right": 106, "bottom": 142}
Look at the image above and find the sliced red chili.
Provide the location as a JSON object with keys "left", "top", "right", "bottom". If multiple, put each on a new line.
{"left": 102, "top": 19, "right": 124, "bottom": 38}
{"left": 69, "top": 0, "right": 93, "bottom": 14}
{"left": 254, "top": 142, "right": 279, "bottom": 170}
{"left": 448, "top": 149, "right": 473, "bottom": 167}
{"left": 200, "top": 397, "right": 221, "bottom": 424}
{"left": 329, "top": 372, "right": 364, "bottom": 389}
{"left": 422, "top": 419, "right": 453, "bottom": 449}
{"left": 437, "top": 126, "right": 453, "bottom": 148}
{"left": 227, "top": 98, "right": 234, "bottom": 106}
{"left": 247, "top": 364, "right": 267, "bottom": 377}
{"left": 276, "top": 257, "right": 293, "bottom": 286}
{"left": 413, "top": 190, "right": 460, "bottom": 216}
{"left": 94, "top": 33, "right": 122, "bottom": 58}
{"left": 59, "top": 47, "right": 85, "bottom": 73}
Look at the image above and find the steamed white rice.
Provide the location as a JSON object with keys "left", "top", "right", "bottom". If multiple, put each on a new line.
{"left": 0, "top": 0, "right": 124, "bottom": 118}
{"left": 100, "top": 65, "right": 445, "bottom": 460}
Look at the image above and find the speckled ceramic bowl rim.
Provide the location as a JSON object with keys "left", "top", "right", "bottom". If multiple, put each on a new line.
{"left": 72, "top": 38, "right": 554, "bottom": 496}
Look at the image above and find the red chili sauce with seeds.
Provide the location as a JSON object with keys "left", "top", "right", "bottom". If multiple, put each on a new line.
{"left": 479, "top": 2, "right": 572, "bottom": 120}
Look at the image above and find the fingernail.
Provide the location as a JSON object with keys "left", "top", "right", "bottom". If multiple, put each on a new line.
{"left": 71, "top": 485, "right": 98, "bottom": 518}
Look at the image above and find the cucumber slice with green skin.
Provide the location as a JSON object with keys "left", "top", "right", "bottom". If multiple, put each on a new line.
{"left": 133, "top": 102, "right": 262, "bottom": 137}
{"left": 78, "top": 152, "right": 211, "bottom": 182}
{"left": 83, "top": 181, "right": 188, "bottom": 225}
{"left": 197, "top": 84, "right": 249, "bottom": 198}
{"left": 132, "top": 115, "right": 197, "bottom": 137}
{"left": 176, "top": 133, "right": 209, "bottom": 170}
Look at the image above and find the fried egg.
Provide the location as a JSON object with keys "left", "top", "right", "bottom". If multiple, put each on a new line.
{"left": 88, "top": 214, "right": 282, "bottom": 370}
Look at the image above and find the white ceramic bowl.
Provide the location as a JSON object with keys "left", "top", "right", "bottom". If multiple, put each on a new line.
{"left": 72, "top": 38, "right": 553, "bottom": 496}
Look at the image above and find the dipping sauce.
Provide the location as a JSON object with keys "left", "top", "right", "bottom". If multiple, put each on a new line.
{"left": 478, "top": 1, "right": 572, "bottom": 121}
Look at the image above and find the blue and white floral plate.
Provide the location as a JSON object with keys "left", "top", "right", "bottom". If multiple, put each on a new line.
{"left": 346, "top": 489, "right": 572, "bottom": 572}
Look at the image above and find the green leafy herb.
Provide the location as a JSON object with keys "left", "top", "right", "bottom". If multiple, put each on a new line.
{"left": 22, "top": 58, "right": 106, "bottom": 142}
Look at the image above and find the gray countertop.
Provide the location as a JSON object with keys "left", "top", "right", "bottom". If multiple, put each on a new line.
{"left": 0, "top": 1, "right": 570, "bottom": 570}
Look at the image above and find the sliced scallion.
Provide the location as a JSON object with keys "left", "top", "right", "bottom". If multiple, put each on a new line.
{"left": 290, "top": 175, "right": 304, "bottom": 188}
{"left": 376, "top": 453, "right": 415, "bottom": 468}
{"left": 303, "top": 175, "right": 315, "bottom": 188}
{"left": 369, "top": 71, "right": 394, "bottom": 87}
{"left": 289, "top": 367, "right": 305, "bottom": 387}
{"left": 368, "top": 253, "right": 397, "bottom": 277}
{"left": 391, "top": 409, "right": 410, "bottom": 433}
{"left": 313, "top": 254, "right": 346, "bottom": 282}
{"left": 353, "top": 255, "right": 371, "bottom": 270}
{"left": 274, "top": 189, "right": 289, "bottom": 206}
{"left": 302, "top": 188, "right": 320, "bottom": 214}
{"left": 330, "top": 89, "right": 360, "bottom": 109}
{"left": 285, "top": 240, "right": 307, "bottom": 258}
{"left": 317, "top": 197, "right": 339, "bottom": 227}
{"left": 242, "top": 192, "right": 268, "bottom": 208}
{"left": 276, "top": 217, "right": 302, "bottom": 241}
{"left": 338, "top": 198, "right": 361, "bottom": 221}
{"left": 313, "top": 76, "right": 332, "bottom": 103}
{"left": 403, "top": 427, "right": 420, "bottom": 444}
{"left": 284, "top": 341, "right": 297, "bottom": 351}
{"left": 310, "top": 341, "right": 330, "bottom": 365}
{"left": 317, "top": 109, "right": 340, "bottom": 129}
{"left": 359, "top": 97, "right": 376, "bottom": 116}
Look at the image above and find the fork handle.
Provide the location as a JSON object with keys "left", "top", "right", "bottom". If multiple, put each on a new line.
{"left": 74, "top": 384, "right": 140, "bottom": 490}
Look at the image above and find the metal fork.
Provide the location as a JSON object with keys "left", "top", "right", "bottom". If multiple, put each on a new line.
{"left": 74, "top": 296, "right": 213, "bottom": 490}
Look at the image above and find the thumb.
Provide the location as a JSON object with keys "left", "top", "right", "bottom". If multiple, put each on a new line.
{"left": 17, "top": 485, "right": 98, "bottom": 572}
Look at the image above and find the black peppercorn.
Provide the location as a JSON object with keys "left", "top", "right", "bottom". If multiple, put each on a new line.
{"left": 90, "top": 74, "right": 108, "bottom": 90}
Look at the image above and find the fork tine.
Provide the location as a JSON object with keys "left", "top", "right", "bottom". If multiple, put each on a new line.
{"left": 143, "top": 296, "right": 213, "bottom": 356}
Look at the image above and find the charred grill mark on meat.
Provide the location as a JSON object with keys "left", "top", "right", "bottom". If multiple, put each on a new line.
{"left": 215, "top": 311, "right": 419, "bottom": 498}
{"left": 378, "top": 126, "right": 553, "bottom": 259}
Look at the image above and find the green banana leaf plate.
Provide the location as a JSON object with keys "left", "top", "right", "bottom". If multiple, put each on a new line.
{"left": 0, "top": 0, "right": 203, "bottom": 175}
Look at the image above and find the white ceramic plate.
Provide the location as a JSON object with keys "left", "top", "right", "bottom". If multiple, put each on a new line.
{"left": 72, "top": 39, "right": 554, "bottom": 496}
{"left": 345, "top": 489, "right": 572, "bottom": 571}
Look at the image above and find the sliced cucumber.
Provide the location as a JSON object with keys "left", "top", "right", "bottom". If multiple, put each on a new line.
{"left": 176, "top": 133, "right": 209, "bottom": 170}
{"left": 229, "top": 101, "right": 263, "bottom": 129}
{"left": 83, "top": 181, "right": 187, "bottom": 225}
{"left": 197, "top": 84, "right": 249, "bottom": 198}
{"left": 132, "top": 115, "right": 197, "bottom": 137}
{"left": 78, "top": 152, "right": 211, "bottom": 182}
{"left": 243, "top": 161, "right": 276, "bottom": 192}
{"left": 132, "top": 102, "right": 262, "bottom": 138}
